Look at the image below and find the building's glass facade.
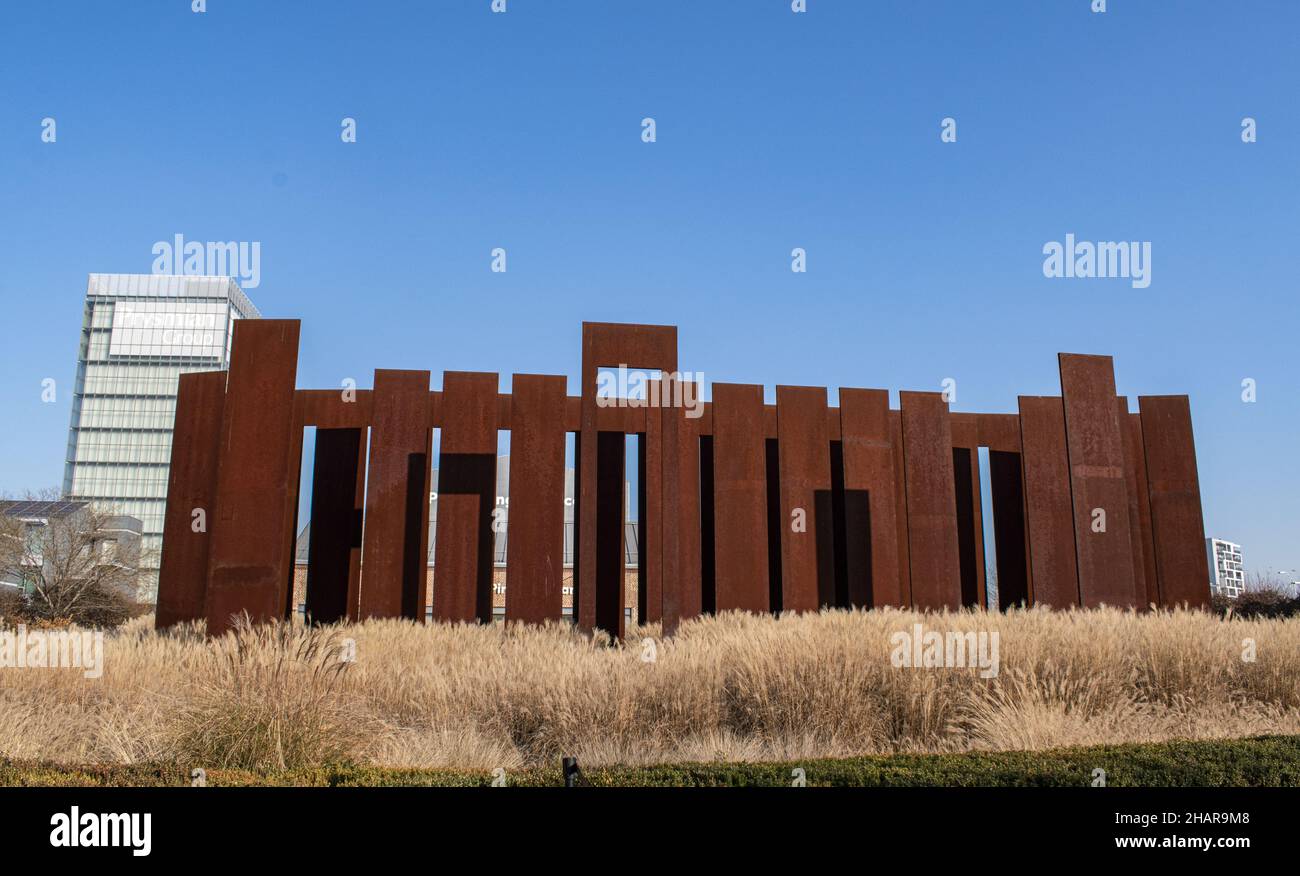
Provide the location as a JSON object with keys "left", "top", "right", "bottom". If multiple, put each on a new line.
{"left": 62, "top": 274, "right": 260, "bottom": 586}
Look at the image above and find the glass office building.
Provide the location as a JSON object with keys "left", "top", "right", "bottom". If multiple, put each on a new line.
{"left": 62, "top": 274, "right": 261, "bottom": 588}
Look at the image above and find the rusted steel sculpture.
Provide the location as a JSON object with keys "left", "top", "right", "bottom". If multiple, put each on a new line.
{"left": 157, "top": 320, "right": 1211, "bottom": 637}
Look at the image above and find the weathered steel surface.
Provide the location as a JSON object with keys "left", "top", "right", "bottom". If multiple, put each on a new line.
{"left": 837, "top": 389, "right": 901, "bottom": 608}
{"left": 1017, "top": 396, "right": 1080, "bottom": 608}
{"left": 899, "top": 392, "right": 962, "bottom": 610}
{"left": 578, "top": 322, "right": 677, "bottom": 634}
{"left": 776, "top": 386, "right": 835, "bottom": 612}
{"left": 989, "top": 450, "right": 1031, "bottom": 609}
{"left": 155, "top": 371, "right": 226, "bottom": 629}
{"left": 890, "top": 410, "right": 912, "bottom": 606}
{"left": 595, "top": 430, "right": 627, "bottom": 637}
{"left": 711, "top": 383, "right": 771, "bottom": 613}
{"left": 281, "top": 405, "right": 306, "bottom": 619}
{"left": 1139, "top": 396, "right": 1211, "bottom": 609}
{"left": 948, "top": 419, "right": 987, "bottom": 609}
{"left": 432, "top": 371, "right": 499, "bottom": 624}
{"left": 359, "top": 369, "right": 432, "bottom": 620}
{"left": 1125, "top": 410, "right": 1161, "bottom": 607}
{"left": 205, "top": 320, "right": 301, "bottom": 636}
{"left": 165, "top": 319, "right": 1215, "bottom": 632}
{"left": 959, "top": 413, "right": 1022, "bottom": 453}
{"left": 504, "top": 374, "right": 567, "bottom": 623}
{"left": 639, "top": 380, "right": 663, "bottom": 625}
{"left": 1059, "top": 354, "right": 1138, "bottom": 608}
{"left": 305, "top": 428, "right": 366, "bottom": 624}
{"left": 1116, "top": 398, "right": 1156, "bottom": 608}
{"left": 951, "top": 446, "right": 986, "bottom": 608}
{"left": 661, "top": 377, "right": 702, "bottom": 634}
{"left": 297, "top": 389, "right": 373, "bottom": 429}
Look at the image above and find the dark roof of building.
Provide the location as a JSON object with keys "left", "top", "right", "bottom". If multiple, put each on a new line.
{"left": 0, "top": 500, "right": 89, "bottom": 519}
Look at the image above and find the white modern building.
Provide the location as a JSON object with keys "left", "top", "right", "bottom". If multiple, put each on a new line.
{"left": 1206, "top": 537, "right": 1245, "bottom": 598}
{"left": 62, "top": 274, "right": 260, "bottom": 583}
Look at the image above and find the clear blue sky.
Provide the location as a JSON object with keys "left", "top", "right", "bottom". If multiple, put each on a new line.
{"left": 1, "top": 1, "right": 1296, "bottom": 577}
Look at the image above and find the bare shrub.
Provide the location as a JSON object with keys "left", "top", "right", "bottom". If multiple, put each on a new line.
{"left": 167, "top": 617, "right": 384, "bottom": 770}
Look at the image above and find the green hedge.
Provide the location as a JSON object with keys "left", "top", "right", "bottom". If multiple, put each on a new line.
{"left": 4, "top": 735, "right": 1299, "bottom": 787}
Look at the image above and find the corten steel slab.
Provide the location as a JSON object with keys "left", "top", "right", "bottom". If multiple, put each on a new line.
{"left": 1138, "top": 396, "right": 1210, "bottom": 609}
{"left": 639, "top": 379, "right": 664, "bottom": 625}
{"left": 578, "top": 322, "right": 677, "bottom": 634}
{"left": 972, "top": 413, "right": 1022, "bottom": 453}
{"left": 205, "top": 320, "right": 301, "bottom": 636}
{"left": 305, "top": 428, "right": 366, "bottom": 624}
{"left": 776, "top": 386, "right": 835, "bottom": 612}
{"left": 359, "top": 369, "right": 432, "bottom": 620}
{"left": 952, "top": 446, "right": 986, "bottom": 608}
{"left": 1018, "top": 396, "right": 1080, "bottom": 608}
{"left": 711, "top": 383, "right": 771, "bottom": 613}
{"left": 1059, "top": 354, "right": 1138, "bottom": 608}
{"left": 637, "top": 433, "right": 649, "bottom": 622}
{"left": 432, "top": 371, "right": 499, "bottom": 624}
{"left": 764, "top": 436, "right": 783, "bottom": 612}
{"left": 504, "top": 374, "right": 567, "bottom": 624}
{"left": 837, "top": 389, "right": 901, "bottom": 608}
{"left": 899, "top": 392, "right": 962, "bottom": 610}
{"left": 1126, "top": 411, "right": 1160, "bottom": 607}
{"left": 949, "top": 417, "right": 977, "bottom": 450}
{"left": 595, "top": 430, "right": 628, "bottom": 637}
{"left": 968, "top": 450, "right": 986, "bottom": 607}
{"left": 989, "top": 450, "right": 1031, "bottom": 610}
{"left": 1117, "top": 398, "right": 1155, "bottom": 608}
{"left": 890, "top": 410, "right": 912, "bottom": 607}
{"left": 949, "top": 421, "right": 988, "bottom": 608}
{"left": 155, "top": 371, "right": 226, "bottom": 630}
{"left": 298, "top": 389, "right": 373, "bottom": 429}
{"left": 281, "top": 407, "right": 306, "bottom": 619}
{"left": 661, "top": 377, "right": 703, "bottom": 635}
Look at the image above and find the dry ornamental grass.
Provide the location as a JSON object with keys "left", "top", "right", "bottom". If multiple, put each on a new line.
{"left": 1, "top": 606, "right": 1297, "bottom": 771}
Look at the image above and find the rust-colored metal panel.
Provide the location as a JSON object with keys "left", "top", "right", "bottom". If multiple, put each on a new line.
{"left": 890, "top": 410, "right": 912, "bottom": 607}
{"left": 899, "top": 392, "right": 962, "bottom": 609}
{"left": 359, "top": 369, "right": 431, "bottom": 620}
{"left": 1018, "top": 396, "right": 1079, "bottom": 608}
{"left": 776, "top": 386, "right": 834, "bottom": 612}
{"left": 639, "top": 380, "right": 664, "bottom": 625}
{"left": 505, "top": 374, "right": 567, "bottom": 624}
{"left": 989, "top": 450, "right": 1031, "bottom": 609}
{"left": 952, "top": 446, "right": 986, "bottom": 608}
{"left": 1116, "top": 398, "right": 1155, "bottom": 608}
{"left": 1127, "top": 411, "right": 1160, "bottom": 607}
{"left": 711, "top": 383, "right": 770, "bottom": 613}
{"left": 298, "top": 389, "right": 373, "bottom": 429}
{"left": 972, "top": 413, "right": 1022, "bottom": 453}
{"left": 968, "top": 451, "right": 985, "bottom": 607}
{"left": 1059, "top": 354, "right": 1137, "bottom": 608}
{"left": 305, "top": 428, "right": 366, "bottom": 624}
{"left": 661, "top": 377, "right": 702, "bottom": 635}
{"left": 594, "top": 430, "right": 627, "bottom": 637}
{"left": 837, "top": 389, "right": 901, "bottom": 608}
{"left": 205, "top": 320, "right": 301, "bottom": 636}
{"left": 432, "top": 371, "right": 499, "bottom": 624}
{"left": 578, "top": 322, "right": 677, "bottom": 634}
{"left": 1138, "top": 395, "right": 1210, "bottom": 609}
{"left": 156, "top": 371, "right": 226, "bottom": 629}
{"left": 281, "top": 405, "right": 306, "bottom": 619}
